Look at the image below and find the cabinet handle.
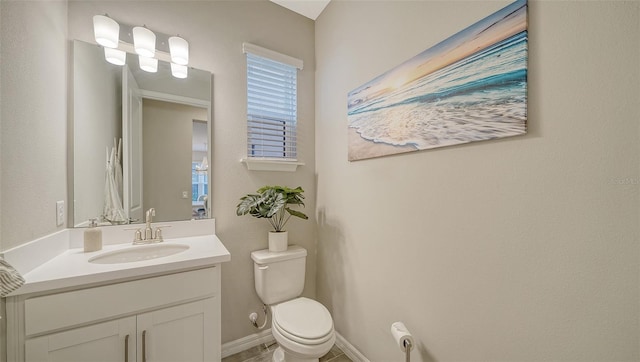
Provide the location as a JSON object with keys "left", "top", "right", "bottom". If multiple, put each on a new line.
{"left": 124, "top": 334, "right": 130, "bottom": 362}
{"left": 142, "top": 330, "right": 147, "bottom": 362}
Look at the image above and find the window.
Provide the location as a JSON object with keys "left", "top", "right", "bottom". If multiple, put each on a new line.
{"left": 244, "top": 43, "right": 303, "bottom": 161}
{"left": 191, "top": 162, "right": 208, "bottom": 202}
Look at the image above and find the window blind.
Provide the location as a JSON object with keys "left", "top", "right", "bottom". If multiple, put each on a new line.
{"left": 246, "top": 49, "right": 299, "bottom": 160}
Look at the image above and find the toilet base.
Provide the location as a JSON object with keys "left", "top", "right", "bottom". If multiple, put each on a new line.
{"left": 272, "top": 346, "right": 319, "bottom": 362}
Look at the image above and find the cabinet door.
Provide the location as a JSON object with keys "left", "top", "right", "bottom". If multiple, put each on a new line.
{"left": 25, "top": 316, "right": 136, "bottom": 362}
{"left": 137, "top": 298, "right": 218, "bottom": 362}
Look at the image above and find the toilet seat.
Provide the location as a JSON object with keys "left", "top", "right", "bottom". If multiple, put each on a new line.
{"left": 272, "top": 297, "right": 334, "bottom": 345}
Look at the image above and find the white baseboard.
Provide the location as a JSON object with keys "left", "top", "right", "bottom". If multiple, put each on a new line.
{"left": 221, "top": 329, "right": 369, "bottom": 362}
{"left": 221, "top": 329, "right": 275, "bottom": 359}
{"left": 335, "top": 332, "right": 370, "bottom": 362}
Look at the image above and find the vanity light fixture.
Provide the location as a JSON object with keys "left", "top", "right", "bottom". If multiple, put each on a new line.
{"left": 171, "top": 63, "right": 188, "bottom": 79}
{"left": 196, "top": 156, "right": 209, "bottom": 172}
{"left": 133, "top": 26, "right": 156, "bottom": 58}
{"left": 169, "top": 36, "right": 189, "bottom": 66}
{"left": 92, "top": 15, "right": 189, "bottom": 78}
{"left": 104, "top": 48, "right": 127, "bottom": 66}
{"left": 93, "top": 15, "right": 119, "bottom": 48}
{"left": 139, "top": 56, "right": 158, "bottom": 73}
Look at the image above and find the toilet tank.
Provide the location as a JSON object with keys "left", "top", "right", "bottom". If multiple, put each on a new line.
{"left": 251, "top": 245, "right": 307, "bottom": 305}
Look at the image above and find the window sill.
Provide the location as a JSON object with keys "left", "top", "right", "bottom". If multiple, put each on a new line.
{"left": 240, "top": 158, "right": 304, "bottom": 172}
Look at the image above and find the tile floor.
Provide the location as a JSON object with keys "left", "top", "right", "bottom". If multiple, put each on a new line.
{"left": 222, "top": 342, "right": 353, "bottom": 362}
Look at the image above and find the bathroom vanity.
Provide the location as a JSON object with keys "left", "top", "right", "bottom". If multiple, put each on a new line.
{"left": 3, "top": 219, "right": 230, "bottom": 362}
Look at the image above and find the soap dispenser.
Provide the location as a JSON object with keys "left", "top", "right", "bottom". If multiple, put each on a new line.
{"left": 84, "top": 218, "right": 103, "bottom": 252}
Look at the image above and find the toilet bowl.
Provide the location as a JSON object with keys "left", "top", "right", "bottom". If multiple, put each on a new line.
{"left": 251, "top": 246, "right": 336, "bottom": 362}
{"left": 271, "top": 297, "right": 336, "bottom": 362}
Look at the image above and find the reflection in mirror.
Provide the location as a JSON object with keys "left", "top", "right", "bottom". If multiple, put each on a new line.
{"left": 73, "top": 40, "right": 211, "bottom": 227}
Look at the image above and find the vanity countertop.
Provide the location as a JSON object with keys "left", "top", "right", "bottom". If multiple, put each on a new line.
{"left": 9, "top": 234, "right": 230, "bottom": 296}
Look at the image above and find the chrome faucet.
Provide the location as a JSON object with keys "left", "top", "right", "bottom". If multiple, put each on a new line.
{"left": 131, "top": 208, "right": 166, "bottom": 244}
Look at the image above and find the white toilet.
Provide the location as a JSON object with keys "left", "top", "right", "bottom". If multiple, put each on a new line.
{"left": 252, "top": 245, "right": 336, "bottom": 362}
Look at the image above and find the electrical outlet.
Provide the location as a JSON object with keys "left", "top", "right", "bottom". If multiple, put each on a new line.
{"left": 56, "top": 200, "right": 65, "bottom": 226}
{"left": 182, "top": 191, "right": 189, "bottom": 199}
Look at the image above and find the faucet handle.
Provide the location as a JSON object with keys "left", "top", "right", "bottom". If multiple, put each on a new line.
{"left": 154, "top": 228, "right": 164, "bottom": 241}
{"left": 153, "top": 225, "right": 171, "bottom": 242}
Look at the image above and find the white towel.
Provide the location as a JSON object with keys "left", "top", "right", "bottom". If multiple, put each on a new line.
{"left": 103, "top": 142, "right": 127, "bottom": 223}
{"left": 0, "top": 258, "right": 25, "bottom": 297}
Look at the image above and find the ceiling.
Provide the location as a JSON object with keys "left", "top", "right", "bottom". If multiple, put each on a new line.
{"left": 269, "top": 0, "right": 331, "bottom": 20}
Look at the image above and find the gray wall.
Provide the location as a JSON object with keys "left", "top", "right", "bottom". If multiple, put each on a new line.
{"left": 1, "top": 0, "right": 2, "bottom": 255}
{"left": 69, "top": 0, "right": 317, "bottom": 344}
{"left": 0, "top": 2, "right": 67, "bottom": 356}
{"left": 0, "top": 0, "right": 68, "bottom": 252}
{"left": 0, "top": 1, "right": 2, "bottom": 354}
{"left": 315, "top": 1, "right": 639, "bottom": 361}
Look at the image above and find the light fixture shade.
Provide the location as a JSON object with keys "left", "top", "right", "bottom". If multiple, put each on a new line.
{"left": 139, "top": 56, "right": 158, "bottom": 73}
{"left": 93, "top": 15, "right": 119, "bottom": 48}
{"left": 104, "top": 48, "right": 126, "bottom": 66}
{"left": 196, "top": 156, "right": 208, "bottom": 172}
{"left": 171, "top": 63, "right": 188, "bottom": 79}
{"left": 133, "top": 26, "right": 156, "bottom": 57}
{"left": 169, "top": 36, "right": 189, "bottom": 65}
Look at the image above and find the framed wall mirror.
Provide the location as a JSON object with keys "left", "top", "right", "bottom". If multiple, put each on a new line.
{"left": 72, "top": 40, "right": 212, "bottom": 227}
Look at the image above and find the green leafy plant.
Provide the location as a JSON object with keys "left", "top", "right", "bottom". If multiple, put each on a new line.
{"left": 236, "top": 185, "right": 309, "bottom": 232}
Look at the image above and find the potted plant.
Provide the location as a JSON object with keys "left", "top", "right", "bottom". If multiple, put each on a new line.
{"left": 236, "top": 185, "right": 309, "bottom": 252}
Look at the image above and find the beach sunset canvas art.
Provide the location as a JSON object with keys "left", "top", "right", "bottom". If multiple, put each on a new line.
{"left": 347, "top": 0, "right": 528, "bottom": 161}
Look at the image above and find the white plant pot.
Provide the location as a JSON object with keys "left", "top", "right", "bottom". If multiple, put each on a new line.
{"left": 268, "top": 231, "right": 288, "bottom": 252}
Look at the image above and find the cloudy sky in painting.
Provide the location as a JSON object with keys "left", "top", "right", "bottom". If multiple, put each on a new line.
{"left": 348, "top": 0, "right": 527, "bottom": 108}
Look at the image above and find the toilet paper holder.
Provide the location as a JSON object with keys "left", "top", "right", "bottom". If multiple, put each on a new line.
{"left": 402, "top": 339, "right": 413, "bottom": 362}
{"left": 391, "top": 321, "right": 414, "bottom": 362}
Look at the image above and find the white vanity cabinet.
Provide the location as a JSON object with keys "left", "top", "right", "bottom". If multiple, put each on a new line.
{"left": 7, "top": 267, "right": 221, "bottom": 362}
{"left": 136, "top": 299, "right": 216, "bottom": 362}
{"left": 26, "top": 316, "right": 137, "bottom": 362}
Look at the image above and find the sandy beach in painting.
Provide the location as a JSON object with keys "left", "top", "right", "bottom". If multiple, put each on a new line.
{"left": 348, "top": 0, "right": 528, "bottom": 161}
{"left": 348, "top": 127, "right": 416, "bottom": 161}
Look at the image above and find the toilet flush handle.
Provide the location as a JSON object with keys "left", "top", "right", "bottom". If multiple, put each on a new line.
{"left": 258, "top": 265, "right": 269, "bottom": 270}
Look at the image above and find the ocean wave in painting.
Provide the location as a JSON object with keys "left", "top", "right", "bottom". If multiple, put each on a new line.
{"left": 348, "top": 0, "right": 528, "bottom": 154}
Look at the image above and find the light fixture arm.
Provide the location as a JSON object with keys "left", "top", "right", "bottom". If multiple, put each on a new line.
{"left": 117, "top": 23, "right": 174, "bottom": 57}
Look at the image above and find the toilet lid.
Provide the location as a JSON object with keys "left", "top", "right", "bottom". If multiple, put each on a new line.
{"left": 273, "top": 297, "right": 333, "bottom": 340}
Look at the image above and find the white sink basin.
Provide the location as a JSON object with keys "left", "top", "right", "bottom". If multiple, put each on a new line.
{"left": 88, "top": 244, "right": 190, "bottom": 264}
